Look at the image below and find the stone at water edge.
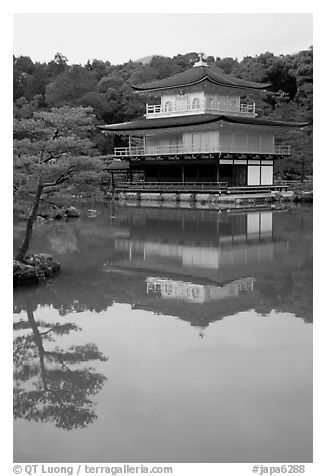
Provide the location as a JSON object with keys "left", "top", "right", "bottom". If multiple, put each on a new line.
{"left": 294, "top": 191, "right": 313, "bottom": 203}
{"left": 280, "top": 191, "right": 295, "bottom": 200}
{"left": 37, "top": 206, "right": 81, "bottom": 220}
{"left": 65, "top": 206, "right": 81, "bottom": 218}
{"left": 25, "top": 253, "right": 61, "bottom": 274}
{"left": 13, "top": 260, "right": 39, "bottom": 286}
{"left": 301, "top": 191, "right": 313, "bottom": 202}
{"left": 264, "top": 196, "right": 274, "bottom": 203}
{"left": 35, "top": 216, "right": 47, "bottom": 223}
{"left": 13, "top": 253, "right": 61, "bottom": 286}
{"left": 87, "top": 209, "right": 99, "bottom": 217}
{"left": 52, "top": 209, "right": 66, "bottom": 219}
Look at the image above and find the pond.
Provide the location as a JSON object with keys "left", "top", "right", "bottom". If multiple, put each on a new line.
{"left": 13, "top": 202, "right": 313, "bottom": 463}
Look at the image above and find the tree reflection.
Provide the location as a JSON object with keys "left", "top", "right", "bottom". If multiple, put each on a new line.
{"left": 13, "top": 298, "right": 107, "bottom": 430}
{"left": 254, "top": 262, "right": 312, "bottom": 323}
{"left": 13, "top": 206, "right": 313, "bottom": 325}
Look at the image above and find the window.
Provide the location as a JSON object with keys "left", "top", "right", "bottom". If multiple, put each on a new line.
{"left": 164, "top": 101, "right": 172, "bottom": 112}
{"left": 248, "top": 166, "right": 260, "bottom": 185}
{"left": 192, "top": 97, "right": 200, "bottom": 109}
{"left": 261, "top": 166, "right": 273, "bottom": 185}
{"left": 206, "top": 97, "right": 214, "bottom": 109}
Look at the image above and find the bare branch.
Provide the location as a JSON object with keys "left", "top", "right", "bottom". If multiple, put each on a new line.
{"left": 42, "top": 167, "right": 77, "bottom": 188}
{"left": 52, "top": 128, "right": 61, "bottom": 140}
{"left": 42, "top": 175, "right": 68, "bottom": 188}
{"left": 41, "top": 151, "right": 64, "bottom": 164}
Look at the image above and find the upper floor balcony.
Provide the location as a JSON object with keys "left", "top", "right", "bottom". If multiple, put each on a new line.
{"left": 113, "top": 143, "right": 291, "bottom": 157}
{"left": 146, "top": 99, "right": 256, "bottom": 119}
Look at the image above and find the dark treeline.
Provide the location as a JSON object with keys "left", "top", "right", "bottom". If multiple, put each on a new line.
{"left": 13, "top": 49, "right": 313, "bottom": 178}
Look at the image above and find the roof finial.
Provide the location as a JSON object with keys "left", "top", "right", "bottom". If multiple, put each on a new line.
{"left": 194, "top": 52, "right": 208, "bottom": 67}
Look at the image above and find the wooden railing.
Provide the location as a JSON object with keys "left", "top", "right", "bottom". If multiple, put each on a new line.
{"left": 240, "top": 103, "right": 255, "bottom": 114}
{"left": 116, "top": 181, "right": 228, "bottom": 191}
{"left": 147, "top": 104, "right": 162, "bottom": 114}
{"left": 114, "top": 147, "right": 145, "bottom": 156}
{"left": 113, "top": 144, "right": 291, "bottom": 157}
{"left": 146, "top": 100, "right": 256, "bottom": 117}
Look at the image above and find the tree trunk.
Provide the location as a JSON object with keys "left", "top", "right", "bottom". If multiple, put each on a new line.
{"left": 15, "top": 177, "right": 43, "bottom": 262}
{"left": 26, "top": 301, "right": 47, "bottom": 382}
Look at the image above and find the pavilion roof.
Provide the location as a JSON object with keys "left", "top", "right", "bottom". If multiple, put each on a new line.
{"left": 131, "top": 65, "right": 271, "bottom": 92}
{"left": 98, "top": 114, "right": 309, "bottom": 134}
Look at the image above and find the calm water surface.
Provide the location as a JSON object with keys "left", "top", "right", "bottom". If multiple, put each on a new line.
{"left": 13, "top": 203, "right": 313, "bottom": 463}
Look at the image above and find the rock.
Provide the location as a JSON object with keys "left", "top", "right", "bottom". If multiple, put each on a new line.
{"left": 14, "top": 253, "right": 61, "bottom": 286}
{"left": 115, "top": 192, "right": 125, "bottom": 200}
{"left": 280, "top": 191, "right": 295, "bottom": 201}
{"left": 195, "top": 194, "right": 211, "bottom": 203}
{"left": 87, "top": 209, "right": 99, "bottom": 217}
{"left": 271, "top": 191, "right": 282, "bottom": 201}
{"left": 126, "top": 193, "right": 140, "bottom": 201}
{"left": 179, "top": 193, "right": 194, "bottom": 202}
{"left": 27, "top": 253, "right": 61, "bottom": 275}
{"left": 37, "top": 212, "right": 50, "bottom": 219}
{"left": 161, "top": 193, "right": 178, "bottom": 202}
{"left": 13, "top": 260, "right": 39, "bottom": 286}
{"left": 300, "top": 191, "right": 313, "bottom": 202}
{"left": 53, "top": 209, "right": 66, "bottom": 219}
{"left": 65, "top": 206, "right": 80, "bottom": 218}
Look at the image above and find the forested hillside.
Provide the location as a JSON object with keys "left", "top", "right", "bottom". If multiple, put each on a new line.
{"left": 13, "top": 49, "right": 313, "bottom": 178}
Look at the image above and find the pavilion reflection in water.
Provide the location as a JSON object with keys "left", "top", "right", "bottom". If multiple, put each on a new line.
{"left": 101, "top": 207, "right": 309, "bottom": 326}
{"left": 13, "top": 205, "right": 312, "bottom": 327}
{"left": 146, "top": 276, "right": 255, "bottom": 304}
{"left": 112, "top": 209, "right": 287, "bottom": 280}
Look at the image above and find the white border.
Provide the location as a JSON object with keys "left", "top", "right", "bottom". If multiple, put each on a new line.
{"left": 3, "top": 3, "right": 322, "bottom": 475}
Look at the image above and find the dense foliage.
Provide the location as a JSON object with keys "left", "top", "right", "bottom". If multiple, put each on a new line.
{"left": 13, "top": 106, "right": 107, "bottom": 258}
{"left": 13, "top": 48, "right": 313, "bottom": 177}
{"left": 13, "top": 105, "right": 102, "bottom": 200}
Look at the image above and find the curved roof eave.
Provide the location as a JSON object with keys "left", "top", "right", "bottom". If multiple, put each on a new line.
{"left": 131, "top": 76, "right": 271, "bottom": 92}
{"left": 98, "top": 114, "right": 309, "bottom": 134}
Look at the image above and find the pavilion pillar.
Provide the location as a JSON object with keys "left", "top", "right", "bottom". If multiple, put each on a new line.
{"left": 181, "top": 164, "right": 185, "bottom": 183}
{"left": 216, "top": 162, "right": 220, "bottom": 184}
